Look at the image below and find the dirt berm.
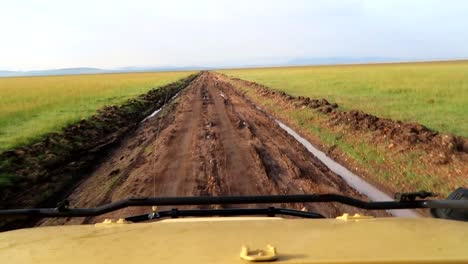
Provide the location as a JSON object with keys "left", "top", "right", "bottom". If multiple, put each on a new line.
{"left": 226, "top": 75, "right": 468, "bottom": 157}
{"left": 0, "top": 73, "right": 199, "bottom": 230}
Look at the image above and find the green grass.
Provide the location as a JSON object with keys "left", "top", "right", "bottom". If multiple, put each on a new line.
{"left": 0, "top": 71, "right": 195, "bottom": 151}
{"left": 0, "top": 173, "right": 13, "bottom": 187}
{"left": 220, "top": 60, "right": 468, "bottom": 137}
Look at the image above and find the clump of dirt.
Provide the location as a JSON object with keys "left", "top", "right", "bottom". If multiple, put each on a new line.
{"left": 227, "top": 76, "right": 468, "bottom": 157}
{"left": 0, "top": 73, "right": 199, "bottom": 216}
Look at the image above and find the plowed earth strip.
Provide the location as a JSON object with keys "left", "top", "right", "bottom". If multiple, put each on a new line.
{"left": 40, "top": 72, "right": 386, "bottom": 226}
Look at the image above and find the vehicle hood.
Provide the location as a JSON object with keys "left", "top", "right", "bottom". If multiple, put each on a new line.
{"left": 0, "top": 217, "right": 467, "bottom": 264}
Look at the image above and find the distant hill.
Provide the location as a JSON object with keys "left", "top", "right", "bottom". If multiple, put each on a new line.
{"left": 112, "top": 66, "right": 213, "bottom": 73}
{"left": 286, "top": 57, "right": 406, "bottom": 66}
{"left": 33, "top": 67, "right": 107, "bottom": 76}
{"left": 0, "top": 66, "right": 210, "bottom": 78}
{"left": 0, "top": 70, "right": 19, "bottom": 77}
{"left": 0, "top": 68, "right": 107, "bottom": 77}
{"left": 2, "top": 58, "right": 463, "bottom": 77}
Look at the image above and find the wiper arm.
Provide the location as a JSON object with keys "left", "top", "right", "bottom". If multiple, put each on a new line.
{"left": 126, "top": 207, "right": 325, "bottom": 222}
{"left": 1, "top": 193, "right": 467, "bottom": 218}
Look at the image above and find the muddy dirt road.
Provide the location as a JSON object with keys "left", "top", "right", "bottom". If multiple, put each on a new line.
{"left": 40, "top": 72, "right": 384, "bottom": 226}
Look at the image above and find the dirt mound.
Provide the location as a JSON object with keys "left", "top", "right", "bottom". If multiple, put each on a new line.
{"left": 0, "top": 73, "right": 199, "bottom": 220}
{"left": 227, "top": 76, "right": 468, "bottom": 156}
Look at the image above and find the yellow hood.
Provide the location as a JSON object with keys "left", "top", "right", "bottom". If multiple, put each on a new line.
{"left": 1, "top": 217, "right": 467, "bottom": 264}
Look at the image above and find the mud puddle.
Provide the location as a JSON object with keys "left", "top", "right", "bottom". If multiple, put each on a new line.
{"left": 141, "top": 91, "right": 181, "bottom": 123}
{"left": 276, "top": 120, "right": 419, "bottom": 217}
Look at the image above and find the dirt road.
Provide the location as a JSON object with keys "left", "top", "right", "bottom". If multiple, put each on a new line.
{"left": 40, "top": 72, "right": 383, "bottom": 226}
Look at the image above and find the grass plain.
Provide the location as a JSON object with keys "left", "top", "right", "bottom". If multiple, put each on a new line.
{"left": 0, "top": 71, "right": 194, "bottom": 152}
{"left": 220, "top": 60, "right": 468, "bottom": 137}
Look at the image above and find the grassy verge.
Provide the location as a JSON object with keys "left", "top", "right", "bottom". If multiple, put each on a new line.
{"left": 0, "top": 71, "right": 195, "bottom": 151}
{"left": 220, "top": 60, "right": 468, "bottom": 137}
{"left": 225, "top": 77, "right": 467, "bottom": 197}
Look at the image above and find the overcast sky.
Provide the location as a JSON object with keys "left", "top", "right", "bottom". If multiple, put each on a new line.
{"left": 1, "top": 0, "right": 468, "bottom": 70}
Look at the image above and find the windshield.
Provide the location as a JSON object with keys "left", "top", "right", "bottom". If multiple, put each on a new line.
{"left": 0, "top": 1, "right": 467, "bottom": 232}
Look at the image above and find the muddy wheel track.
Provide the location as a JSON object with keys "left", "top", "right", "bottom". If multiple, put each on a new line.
{"left": 39, "top": 72, "right": 386, "bottom": 226}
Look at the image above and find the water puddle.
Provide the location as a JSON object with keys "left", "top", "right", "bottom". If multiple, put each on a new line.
{"left": 275, "top": 120, "right": 419, "bottom": 218}
{"left": 141, "top": 91, "right": 181, "bottom": 123}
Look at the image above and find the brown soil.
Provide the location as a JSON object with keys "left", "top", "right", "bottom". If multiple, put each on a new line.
{"left": 38, "top": 72, "right": 386, "bottom": 227}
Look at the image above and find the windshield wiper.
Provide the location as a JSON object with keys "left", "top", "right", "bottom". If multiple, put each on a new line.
{"left": 126, "top": 207, "right": 325, "bottom": 222}
{"left": 1, "top": 193, "right": 467, "bottom": 220}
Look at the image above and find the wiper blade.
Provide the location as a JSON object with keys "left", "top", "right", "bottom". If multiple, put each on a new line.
{"left": 1, "top": 194, "right": 467, "bottom": 218}
{"left": 126, "top": 207, "right": 325, "bottom": 222}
